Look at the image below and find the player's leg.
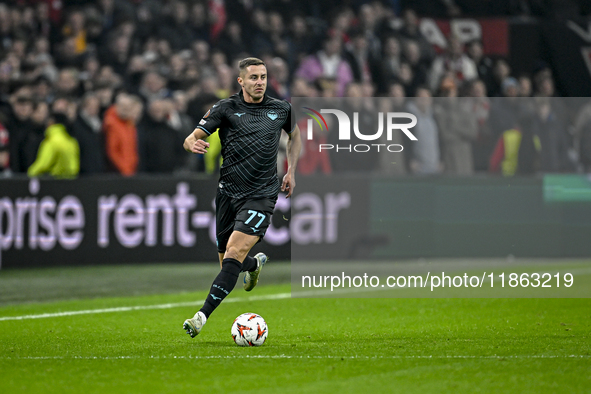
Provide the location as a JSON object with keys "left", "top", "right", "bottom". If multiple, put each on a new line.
{"left": 183, "top": 192, "right": 234, "bottom": 338}
{"left": 195, "top": 231, "right": 259, "bottom": 322}
{"left": 183, "top": 197, "right": 275, "bottom": 338}
{"left": 232, "top": 197, "right": 276, "bottom": 291}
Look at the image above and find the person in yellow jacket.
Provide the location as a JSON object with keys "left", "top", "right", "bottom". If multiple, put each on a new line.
{"left": 203, "top": 132, "right": 222, "bottom": 174}
{"left": 28, "top": 113, "right": 80, "bottom": 179}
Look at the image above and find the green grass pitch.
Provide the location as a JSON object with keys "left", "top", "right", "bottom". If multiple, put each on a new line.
{"left": 0, "top": 262, "right": 590, "bottom": 393}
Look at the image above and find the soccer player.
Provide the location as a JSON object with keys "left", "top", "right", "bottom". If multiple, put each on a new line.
{"left": 182, "top": 57, "right": 302, "bottom": 338}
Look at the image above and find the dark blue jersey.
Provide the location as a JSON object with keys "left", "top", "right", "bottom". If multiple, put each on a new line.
{"left": 196, "top": 91, "right": 294, "bottom": 199}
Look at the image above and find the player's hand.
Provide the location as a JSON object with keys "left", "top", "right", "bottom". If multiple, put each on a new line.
{"left": 189, "top": 139, "right": 210, "bottom": 154}
{"left": 281, "top": 172, "right": 295, "bottom": 198}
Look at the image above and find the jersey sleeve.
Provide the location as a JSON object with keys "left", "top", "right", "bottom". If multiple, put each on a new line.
{"left": 196, "top": 101, "right": 225, "bottom": 135}
{"left": 282, "top": 102, "right": 296, "bottom": 134}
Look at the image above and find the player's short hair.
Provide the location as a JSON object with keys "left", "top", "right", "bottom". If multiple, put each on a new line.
{"left": 238, "top": 57, "right": 266, "bottom": 76}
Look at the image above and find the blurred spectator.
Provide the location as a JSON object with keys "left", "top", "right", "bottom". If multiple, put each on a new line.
{"left": 267, "top": 57, "right": 290, "bottom": 100}
{"left": 139, "top": 71, "right": 170, "bottom": 103}
{"left": 397, "top": 9, "right": 435, "bottom": 64}
{"left": 378, "top": 36, "right": 402, "bottom": 91}
{"left": 216, "top": 64, "right": 235, "bottom": 99}
{"left": 535, "top": 75, "right": 557, "bottom": 97}
{"left": 501, "top": 77, "right": 519, "bottom": 98}
{"left": 6, "top": 95, "right": 37, "bottom": 173}
{"left": 80, "top": 56, "right": 101, "bottom": 91}
{"left": 84, "top": 7, "right": 106, "bottom": 49}
{"left": 159, "top": 1, "right": 196, "bottom": 51}
{"left": 103, "top": 93, "right": 140, "bottom": 176}
{"left": 33, "top": 76, "right": 54, "bottom": 104}
{"left": 525, "top": 98, "right": 575, "bottom": 172}
{"left": 489, "top": 122, "right": 530, "bottom": 176}
{"left": 378, "top": 83, "right": 407, "bottom": 176}
{"left": 579, "top": 116, "right": 591, "bottom": 172}
{"left": 249, "top": 9, "right": 274, "bottom": 57}
{"left": 402, "top": 40, "right": 429, "bottom": 89}
{"left": 573, "top": 100, "right": 591, "bottom": 170}
{"left": 267, "top": 11, "right": 290, "bottom": 60}
{"left": 284, "top": 15, "right": 316, "bottom": 73}
{"left": 296, "top": 35, "right": 353, "bottom": 97}
{"left": 203, "top": 132, "right": 222, "bottom": 175}
{"left": 60, "top": 8, "right": 87, "bottom": 55}
{"left": 124, "top": 55, "right": 147, "bottom": 91}
{"left": 55, "top": 36, "right": 85, "bottom": 69}
{"left": 488, "top": 78, "right": 522, "bottom": 143}
{"left": 328, "top": 83, "right": 380, "bottom": 172}
{"left": 167, "top": 53, "right": 188, "bottom": 91}
{"left": 95, "top": 82, "right": 115, "bottom": 117}
{"left": 138, "top": 99, "right": 184, "bottom": 173}
{"left": 295, "top": 84, "right": 331, "bottom": 175}
{"left": 27, "top": 107, "right": 80, "bottom": 179}
{"left": 466, "top": 40, "right": 494, "bottom": 91}
{"left": 0, "top": 120, "right": 9, "bottom": 176}
{"left": 99, "top": 32, "right": 131, "bottom": 77}
{"left": 55, "top": 68, "right": 82, "bottom": 97}
{"left": 187, "top": 84, "right": 219, "bottom": 126}
{"left": 217, "top": 21, "right": 246, "bottom": 64}
{"left": 33, "top": 2, "right": 54, "bottom": 39}
{"left": 97, "top": 0, "right": 135, "bottom": 31}
{"left": 491, "top": 97, "right": 576, "bottom": 175}
{"left": 169, "top": 91, "right": 194, "bottom": 134}
{"left": 489, "top": 59, "right": 511, "bottom": 97}
{"left": 397, "top": 62, "right": 420, "bottom": 97}
{"left": 357, "top": 4, "right": 382, "bottom": 62}
{"left": 518, "top": 74, "right": 533, "bottom": 97}
{"left": 95, "top": 65, "right": 122, "bottom": 89}
{"left": 344, "top": 30, "right": 380, "bottom": 86}
{"left": 188, "top": 2, "right": 209, "bottom": 42}
{"left": 406, "top": 86, "right": 441, "bottom": 175}
{"left": 469, "top": 79, "right": 493, "bottom": 172}
{"left": 169, "top": 90, "right": 198, "bottom": 171}
{"left": 31, "top": 101, "right": 50, "bottom": 141}
{"left": 26, "top": 37, "right": 58, "bottom": 82}
{"left": 434, "top": 78, "right": 478, "bottom": 175}
{"left": 72, "top": 92, "right": 105, "bottom": 175}
{"left": 429, "top": 35, "right": 478, "bottom": 92}
{"left": 329, "top": 8, "right": 354, "bottom": 43}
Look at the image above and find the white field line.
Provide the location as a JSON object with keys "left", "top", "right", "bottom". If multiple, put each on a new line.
{"left": 0, "top": 355, "right": 589, "bottom": 360}
{"left": 0, "top": 292, "right": 292, "bottom": 322}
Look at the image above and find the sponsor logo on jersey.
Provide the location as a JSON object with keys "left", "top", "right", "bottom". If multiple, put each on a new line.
{"left": 234, "top": 112, "right": 246, "bottom": 117}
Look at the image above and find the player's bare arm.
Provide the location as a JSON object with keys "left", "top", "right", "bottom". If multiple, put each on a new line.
{"left": 282, "top": 124, "right": 302, "bottom": 198}
{"left": 183, "top": 127, "right": 210, "bottom": 154}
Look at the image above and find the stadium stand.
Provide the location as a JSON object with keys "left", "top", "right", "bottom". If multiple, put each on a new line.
{"left": 0, "top": 0, "right": 590, "bottom": 178}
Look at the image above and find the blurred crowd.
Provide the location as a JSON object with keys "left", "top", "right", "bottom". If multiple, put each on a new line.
{"left": 0, "top": 0, "right": 590, "bottom": 179}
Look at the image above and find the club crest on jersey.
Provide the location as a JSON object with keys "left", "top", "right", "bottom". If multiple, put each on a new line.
{"left": 267, "top": 111, "right": 278, "bottom": 120}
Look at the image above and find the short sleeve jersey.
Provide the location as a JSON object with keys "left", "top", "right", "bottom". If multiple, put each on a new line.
{"left": 196, "top": 91, "right": 295, "bottom": 199}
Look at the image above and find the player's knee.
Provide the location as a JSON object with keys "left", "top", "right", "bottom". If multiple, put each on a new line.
{"left": 225, "top": 245, "right": 247, "bottom": 262}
